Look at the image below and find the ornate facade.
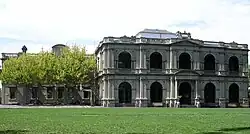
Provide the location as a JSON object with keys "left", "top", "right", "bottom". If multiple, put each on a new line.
{"left": 95, "top": 29, "right": 249, "bottom": 108}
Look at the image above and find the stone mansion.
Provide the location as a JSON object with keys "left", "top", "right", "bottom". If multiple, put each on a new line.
{"left": 95, "top": 29, "right": 249, "bottom": 108}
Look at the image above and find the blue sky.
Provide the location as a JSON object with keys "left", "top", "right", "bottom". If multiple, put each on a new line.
{"left": 0, "top": 0, "right": 250, "bottom": 56}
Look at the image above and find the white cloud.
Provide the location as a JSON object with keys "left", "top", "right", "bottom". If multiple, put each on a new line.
{"left": 0, "top": 0, "right": 250, "bottom": 55}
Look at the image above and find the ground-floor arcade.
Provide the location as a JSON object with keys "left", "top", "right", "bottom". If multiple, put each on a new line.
{"left": 98, "top": 74, "right": 249, "bottom": 108}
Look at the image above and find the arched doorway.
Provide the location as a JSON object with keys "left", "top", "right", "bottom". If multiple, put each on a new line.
{"left": 150, "top": 52, "right": 162, "bottom": 69}
{"left": 178, "top": 82, "right": 192, "bottom": 105}
{"left": 204, "top": 83, "right": 216, "bottom": 103}
{"left": 118, "top": 82, "right": 132, "bottom": 103}
{"left": 204, "top": 54, "right": 216, "bottom": 71}
{"left": 179, "top": 53, "right": 191, "bottom": 69}
{"left": 150, "top": 82, "right": 163, "bottom": 103}
{"left": 229, "top": 83, "right": 239, "bottom": 103}
{"left": 118, "top": 51, "right": 131, "bottom": 69}
{"left": 229, "top": 56, "right": 239, "bottom": 72}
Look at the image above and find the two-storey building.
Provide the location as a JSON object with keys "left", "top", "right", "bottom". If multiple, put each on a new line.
{"left": 95, "top": 29, "right": 249, "bottom": 108}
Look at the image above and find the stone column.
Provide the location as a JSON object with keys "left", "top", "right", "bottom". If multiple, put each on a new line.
{"left": 98, "top": 57, "right": 101, "bottom": 71}
{"left": 195, "top": 80, "right": 198, "bottom": 98}
{"left": 218, "top": 53, "right": 225, "bottom": 75}
{"left": 140, "top": 78, "right": 143, "bottom": 98}
{"left": 103, "top": 50, "right": 107, "bottom": 69}
{"left": 173, "top": 51, "right": 177, "bottom": 69}
{"left": 107, "top": 80, "right": 115, "bottom": 107}
{"left": 144, "top": 84, "right": 147, "bottom": 99}
{"left": 174, "top": 78, "right": 178, "bottom": 99}
{"left": 219, "top": 81, "right": 226, "bottom": 108}
{"left": 169, "top": 49, "right": 173, "bottom": 71}
{"left": 174, "top": 78, "right": 179, "bottom": 108}
{"left": 107, "top": 48, "right": 110, "bottom": 68}
{"left": 108, "top": 80, "right": 111, "bottom": 99}
{"left": 100, "top": 52, "right": 103, "bottom": 69}
{"left": 140, "top": 47, "right": 144, "bottom": 69}
{"left": 111, "top": 49, "right": 115, "bottom": 68}
{"left": 169, "top": 77, "right": 174, "bottom": 107}
{"left": 166, "top": 50, "right": 170, "bottom": 69}
{"left": 195, "top": 52, "right": 200, "bottom": 70}
{"left": 102, "top": 79, "right": 108, "bottom": 107}
{"left": 195, "top": 80, "right": 200, "bottom": 108}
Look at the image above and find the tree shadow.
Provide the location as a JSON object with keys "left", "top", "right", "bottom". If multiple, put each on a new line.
{"left": 220, "top": 127, "right": 250, "bottom": 132}
{"left": 200, "top": 132, "right": 225, "bottom": 134}
{"left": 199, "top": 126, "right": 250, "bottom": 134}
{"left": 0, "top": 130, "right": 28, "bottom": 134}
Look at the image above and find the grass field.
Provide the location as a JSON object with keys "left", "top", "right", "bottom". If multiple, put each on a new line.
{"left": 0, "top": 108, "right": 250, "bottom": 134}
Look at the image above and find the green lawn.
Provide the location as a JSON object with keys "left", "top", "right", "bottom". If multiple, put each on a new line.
{"left": 0, "top": 108, "right": 250, "bottom": 134}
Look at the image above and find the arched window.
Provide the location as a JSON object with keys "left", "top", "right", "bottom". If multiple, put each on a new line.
{"left": 178, "top": 82, "right": 192, "bottom": 105}
{"left": 150, "top": 82, "right": 163, "bottom": 103}
{"left": 229, "top": 56, "right": 239, "bottom": 72}
{"left": 229, "top": 83, "right": 239, "bottom": 103}
{"left": 150, "top": 52, "right": 162, "bottom": 69}
{"left": 118, "top": 51, "right": 131, "bottom": 69}
{"left": 204, "top": 83, "right": 216, "bottom": 103}
{"left": 179, "top": 53, "right": 191, "bottom": 69}
{"left": 118, "top": 82, "right": 132, "bottom": 103}
{"left": 204, "top": 54, "right": 215, "bottom": 71}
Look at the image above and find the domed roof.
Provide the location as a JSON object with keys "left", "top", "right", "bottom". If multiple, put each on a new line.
{"left": 136, "top": 29, "right": 178, "bottom": 39}
{"left": 52, "top": 44, "right": 67, "bottom": 48}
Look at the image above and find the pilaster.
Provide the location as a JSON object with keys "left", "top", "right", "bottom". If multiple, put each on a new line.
{"left": 218, "top": 52, "right": 225, "bottom": 75}
{"left": 135, "top": 77, "right": 148, "bottom": 107}
{"left": 169, "top": 77, "right": 174, "bottom": 107}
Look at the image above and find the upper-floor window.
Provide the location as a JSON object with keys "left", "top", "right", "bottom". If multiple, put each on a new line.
{"left": 179, "top": 52, "right": 191, "bottom": 69}
{"left": 204, "top": 54, "right": 216, "bottom": 71}
{"left": 118, "top": 51, "right": 131, "bottom": 69}
{"left": 229, "top": 56, "right": 239, "bottom": 72}
{"left": 150, "top": 52, "right": 162, "bottom": 69}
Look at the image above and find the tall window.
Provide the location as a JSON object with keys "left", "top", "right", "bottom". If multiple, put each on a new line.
{"left": 31, "top": 87, "right": 38, "bottom": 99}
{"left": 179, "top": 53, "right": 191, "bottom": 69}
{"left": 229, "top": 56, "right": 239, "bottom": 72}
{"left": 47, "top": 87, "right": 53, "bottom": 99}
{"left": 10, "top": 87, "right": 17, "bottom": 99}
{"left": 204, "top": 54, "right": 216, "bottom": 71}
{"left": 58, "top": 87, "right": 64, "bottom": 99}
{"left": 118, "top": 51, "right": 131, "bottom": 69}
{"left": 83, "top": 91, "right": 90, "bottom": 99}
{"left": 150, "top": 52, "right": 162, "bottom": 69}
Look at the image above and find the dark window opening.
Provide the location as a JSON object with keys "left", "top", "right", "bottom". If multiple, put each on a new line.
{"left": 83, "top": 91, "right": 90, "bottom": 98}
{"left": 150, "top": 82, "right": 163, "bottom": 103}
{"left": 58, "top": 87, "right": 64, "bottom": 99}
{"left": 118, "top": 82, "right": 132, "bottom": 103}
{"left": 31, "top": 87, "right": 38, "bottom": 99}
{"left": 150, "top": 52, "right": 162, "bottom": 69}
{"left": 179, "top": 82, "right": 192, "bottom": 105}
{"left": 47, "top": 87, "right": 53, "bottom": 99}
{"left": 229, "top": 83, "right": 239, "bottom": 103}
{"left": 179, "top": 53, "right": 191, "bottom": 69}
{"left": 204, "top": 54, "right": 215, "bottom": 71}
{"left": 118, "top": 52, "right": 131, "bottom": 69}
{"left": 229, "top": 56, "right": 239, "bottom": 72}
{"left": 204, "top": 83, "right": 216, "bottom": 103}
{"left": 10, "top": 87, "right": 17, "bottom": 99}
